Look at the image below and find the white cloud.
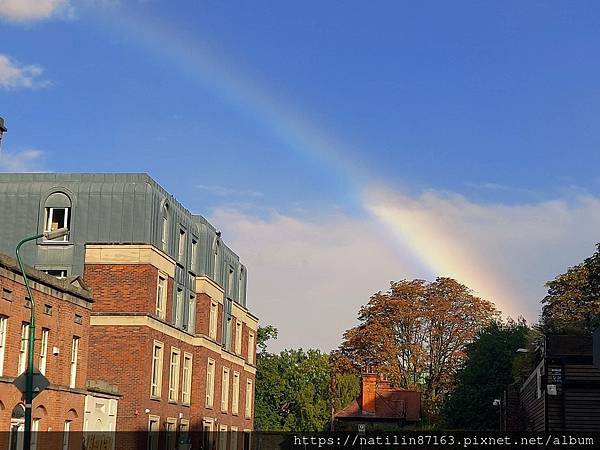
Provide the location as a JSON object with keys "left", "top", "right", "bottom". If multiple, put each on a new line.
{"left": 211, "top": 190, "right": 600, "bottom": 353}
{"left": 0, "top": 0, "right": 71, "bottom": 22}
{"left": 0, "top": 54, "right": 49, "bottom": 90}
{"left": 0, "top": 149, "right": 46, "bottom": 172}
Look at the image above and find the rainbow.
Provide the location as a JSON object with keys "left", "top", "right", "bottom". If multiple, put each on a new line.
{"left": 92, "top": 5, "right": 521, "bottom": 319}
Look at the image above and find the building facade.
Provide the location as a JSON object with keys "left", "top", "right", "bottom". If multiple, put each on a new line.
{"left": 0, "top": 253, "right": 118, "bottom": 450}
{"left": 0, "top": 173, "right": 258, "bottom": 449}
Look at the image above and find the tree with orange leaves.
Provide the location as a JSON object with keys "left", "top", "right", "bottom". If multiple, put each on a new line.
{"left": 335, "top": 277, "right": 498, "bottom": 418}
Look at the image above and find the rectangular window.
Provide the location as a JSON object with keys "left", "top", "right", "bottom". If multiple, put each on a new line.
{"left": 175, "top": 288, "right": 184, "bottom": 327}
{"left": 227, "top": 266, "right": 235, "bottom": 298}
{"left": 18, "top": 322, "right": 29, "bottom": 374}
{"left": 43, "top": 304, "right": 52, "bottom": 315}
{"left": 235, "top": 320, "right": 242, "bottom": 355}
{"left": 0, "top": 316, "right": 7, "bottom": 376}
{"left": 209, "top": 302, "right": 218, "bottom": 340}
{"left": 206, "top": 358, "right": 215, "bottom": 408}
{"left": 44, "top": 207, "right": 70, "bottom": 241}
{"left": 168, "top": 348, "right": 181, "bottom": 403}
{"left": 232, "top": 371, "right": 240, "bottom": 415}
{"left": 31, "top": 418, "right": 40, "bottom": 450}
{"left": 162, "top": 216, "right": 169, "bottom": 251}
{"left": 151, "top": 341, "right": 164, "bottom": 398}
{"left": 69, "top": 336, "right": 79, "bottom": 388}
{"left": 62, "top": 420, "right": 71, "bottom": 450}
{"left": 187, "top": 294, "right": 196, "bottom": 334}
{"left": 238, "top": 270, "right": 244, "bottom": 303}
{"left": 245, "top": 379, "right": 253, "bottom": 418}
{"left": 166, "top": 418, "right": 177, "bottom": 450}
{"left": 230, "top": 426, "right": 239, "bottom": 450}
{"left": 156, "top": 275, "right": 167, "bottom": 319}
{"left": 148, "top": 416, "right": 160, "bottom": 450}
{"left": 191, "top": 239, "right": 198, "bottom": 272}
{"left": 248, "top": 332, "right": 255, "bottom": 365}
{"left": 178, "top": 229, "right": 186, "bottom": 262}
{"left": 74, "top": 314, "right": 83, "bottom": 324}
{"left": 182, "top": 353, "right": 192, "bottom": 405}
{"left": 2, "top": 288, "right": 11, "bottom": 301}
{"left": 221, "top": 367, "right": 230, "bottom": 412}
{"left": 218, "top": 425, "right": 228, "bottom": 450}
{"left": 39, "top": 328, "right": 49, "bottom": 375}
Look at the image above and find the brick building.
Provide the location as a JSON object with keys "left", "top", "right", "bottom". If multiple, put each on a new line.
{"left": 0, "top": 254, "right": 118, "bottom": 450}
{"left": 0, "top": 173, "right": 258, "bottom": 449}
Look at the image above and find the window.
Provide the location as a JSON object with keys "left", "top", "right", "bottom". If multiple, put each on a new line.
{"left": 221, "top": 367, "right": 230, "bottom": 412}
{"left": 213, "top": 241, "right": 220, "bottom": 280}
{"left": 218, "top": 425, "right": 228, "bottom": 450}
{"left": 74, "top": 314, "right": 83, "bottom": 324}
{"left": 18, "top": 322, "right": 29, "bottom": 374}
{"left": 230, "top": 426, "right": 239, "bottom": 450}
{"left": 232, "top": 371, "right": 240, "bottom": 415}
{"left": 188, "top": 294, "right": 196, "bottom": 334}
{"left": 45, "top": 269, "right": 67, "bottom": 278}
{"left": 2, "top": 288, "right": 12, "bottom": 301}
{"left": 227, "top": 266, "right": 235, "bottom": 298}
{"left": 209, "top": 302, "right": 218, "bottom": 340}
{"left": 43, "top": 192, "right": 72, "bottom": 242}
{"left": 168, "top": 348, "right": 181, "bottom": 402}
{"left": 191, "top": 239, "right": 198, "bottom": 272}
{"left": 182, "top": 353, "right": 192, "bottom": 405}
{"left": 70, "top": 336, "right": 79, "bottom": 388}
{"left": 151, "top": 341, "right": 164, "bottom": 398}
{"left": 39, "top": 328, "right": 49, "bottom": 375}
{"left": 165, "top": 418, "right": 177, "bottom": 450}
{"left": 175, "top": 288, "right": 184, "bottom": 327}
{"left": 156, "top": 275, "right": 167, "bottom": 319}
{"left": 43, "top": 304, "right": 53, "bottom": 315}
{"left": 0, "top": 316, "right": 6, "bottom": 376}
{"left": 161, "top": 205, "right": 169, "bottom": 251}
{"left": 62, "top": 420, "right": 71, "bottom": 450}
{"left": 239, "top": 268, "right": 245, "bottom": 303}
{"left": 206, "top": 358, "right": 215, "bottom": 408}
{"left": 245, "top": 379, "right": 253, "bottom": 418}
{"left": 248, "top": 332, "right": 255, "bottom": 365}
{"left": 178, "top": 229, "right": 186, "bottom": 262}
{"left": 235, "top": 320, "right": 242, "bottom": 355}
{"left": 32, "top": 418, "right": 40, "bottom": 450}
{"left": 148, "top": 416, "right": 160, "bottom": 450}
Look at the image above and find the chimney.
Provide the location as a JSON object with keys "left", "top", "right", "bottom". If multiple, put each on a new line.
{"left": 361, "top": 370, "right": 377, "bottom": 414}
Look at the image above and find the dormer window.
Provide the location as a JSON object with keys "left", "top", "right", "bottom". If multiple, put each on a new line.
{"left": 43, "top": 192, "right": 72, "bottom": 242}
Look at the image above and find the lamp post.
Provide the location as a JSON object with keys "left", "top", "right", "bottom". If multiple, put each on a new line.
{"left": 16, "top": 227, "right": 69, "bottom": 449}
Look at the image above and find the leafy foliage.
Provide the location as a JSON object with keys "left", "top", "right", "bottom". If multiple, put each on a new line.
{"left": 441, "top": 320, "right": 529, "bottom": 430}
{"left": 541, "top": 243, "right": 600, "bottom": 334}
{"left": 337, "top": 277, "right": 498, "bottom": 418}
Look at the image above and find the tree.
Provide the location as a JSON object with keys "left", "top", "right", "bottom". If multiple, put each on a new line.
{"left": 337, "top": 277, "right": 498, "bottom": 418}
{"left": 254, "top": 325, "right": 333, "bottom": 431}
{"left": 441, "top": 320, "right": 529, "bottom": 430}
{"left": 541, "top": 243, "right": 600, "bottom": 334}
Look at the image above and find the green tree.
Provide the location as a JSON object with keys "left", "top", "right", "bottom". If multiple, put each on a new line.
{"left": 541, "top": 243, "right": 600, "bottom": 334}
{"left": 441, "top": 320, "right": 529, "bottom": 430}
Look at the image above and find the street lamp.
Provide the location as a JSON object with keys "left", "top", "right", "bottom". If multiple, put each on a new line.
{"left": 16, "top": 227, "right": 69, "bottom": 449}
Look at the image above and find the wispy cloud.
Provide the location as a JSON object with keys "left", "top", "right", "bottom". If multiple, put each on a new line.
{"left": 0, "top": 0, "right": 73, "bottom": 23}
{"left": 0, "top": 54, "right": 50, "bottom": 90}
{"left": 212, "top": 189, "right": 600, "bottom": 352}
{"left": 0, "top": 149, "right": 46, "bottom": 172}
{"left": 195, "top": 184, "right": 264, "bottom": 198}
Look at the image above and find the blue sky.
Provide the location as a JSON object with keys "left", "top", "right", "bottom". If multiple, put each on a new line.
{"left": 2, "top": 1, "right": 600, "bottom": 350}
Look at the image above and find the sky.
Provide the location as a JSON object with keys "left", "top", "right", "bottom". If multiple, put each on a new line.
{"left": 2, "top": 0, "right": 600, "bottom": 352}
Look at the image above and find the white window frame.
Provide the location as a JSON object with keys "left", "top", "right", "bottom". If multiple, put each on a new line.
{"left": 18, "top": 322, "right": 30, "bottom": 374}
{"left": 31, "top": 418, "right": 40, "bottom": 450}
{"left": 62, "top": 420, "right": 71, "bottom": 450}
{"left": 161, "top": 206, "right": 169, "bottom": 252}
{"left": 221, "top": 367, "right": 230, "bottom": 413}
{"left": 175, "top": 288, "right": 184, "bottom": 328}
{"left": 148, "top": 415, "right": 160, "bottom": 450}
{"left": 69, "top": 336, "right": 79, "bottom": 388}
{"left": 209, "top": 302, "right": 218, "bottom": 340}
{"left": 227, "top": 266, "right": 235, "bottom": 298}
{"left": 39, "top": 328, "right": 49, "bottom": 375}
{"left": 156, "top": 275, "right": 167, "bottom": 320}
{"left": 168, "top": 347, "right": 181, "bottom": 403}
{"left": 235, "top": 320, "right": 242, "bottom": 355}
{"left": 232, "top": 371, "right": 240, "bottom": 415}
{"left": 206, "top": 358, "right": 215, "bottom": 408}
{"left": 188, "top": 294, "right": 196, "bottom": 334}
{"left": 151, "top": 340, "right": 164, "bottom": 398}
{"left": 191, "top": 239, "right": 198, "bottom": 272}
{"left": 181, "top": 352, "right": 192, "bottom": 405}
{"left": 44, "top": 207, "right": 70, "bottom": 242}
{"left": 0, "top": 316, "right": 7, "bottom": 376}
{"left": 248, "top": 332, "right": 255, "bottom": 365}
{"left": 165, "top": 418, "right": 177, "bottom": 450}
{"left": 245, "top": 379, "right": 253, "bottom": 419}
